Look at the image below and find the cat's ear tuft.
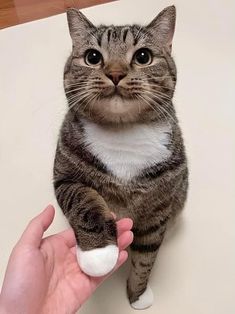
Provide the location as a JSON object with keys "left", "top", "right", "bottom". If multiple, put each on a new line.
{"left": 147, "top": 5, "right": 176, "bottom": 50}
{"left": 67, "top": 9, "right": 96, "bottom": 41}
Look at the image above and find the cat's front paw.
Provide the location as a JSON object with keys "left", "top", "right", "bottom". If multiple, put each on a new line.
{"left": 76, "top": 244, "right": 119, "bottom": 277}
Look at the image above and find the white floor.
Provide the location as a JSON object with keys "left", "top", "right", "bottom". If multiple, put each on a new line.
{"left": 0, "top": 0, "right": 235, "bottom": 313}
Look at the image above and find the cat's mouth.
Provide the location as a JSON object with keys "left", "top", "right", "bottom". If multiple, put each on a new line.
{"left": 101, "top": 86, "right": 133, "bottom": 99}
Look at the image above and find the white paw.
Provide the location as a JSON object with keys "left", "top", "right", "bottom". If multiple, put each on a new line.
{"left": 76, "top": 244, "right": 119, "bottom": 277}
{"left": 131, "top": 285, "right": 154, "bottom": 310}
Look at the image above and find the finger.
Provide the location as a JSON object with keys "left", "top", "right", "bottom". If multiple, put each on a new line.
{"left": 56, "top": 228, "right": 76, "bottom": 248}
{"left": 113, "top": 250, "right": 128, "bottom": 270}
{"left": 116, "top": 218, "right": 133, "bottom": 237}
{"left": 19, "top": 205, "right": 55, "bottom": 248}
{"left": 118, "top": 231, "right": 133, "bottom": 251}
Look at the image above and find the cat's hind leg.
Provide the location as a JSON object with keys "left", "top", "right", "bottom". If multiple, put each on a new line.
{"left": 127, "top": 225, "right": 166, "bottom": 309}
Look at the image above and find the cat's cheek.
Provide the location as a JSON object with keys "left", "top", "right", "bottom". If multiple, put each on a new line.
{"left": 76, "top": 244, "right": 119, "bottom": 277}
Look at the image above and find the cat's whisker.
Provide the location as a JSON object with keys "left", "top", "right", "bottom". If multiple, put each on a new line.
{"left": 151, "top": 95, "right": 177, "bottom": 124}
{"left": 146, "top": 98, "right": 169, "bottom": 124}
{"left": 139, "top": 87, "right": 173, "bottom": 101}
{"left": 64, "top": 83, "right": 86, "bottom": 88}
{"left": 64, "top": 81, "right": 95, "bottom": 90}
{"left": 66, "top": 89, "right": 100, "bottom": 102}
{"left": 138, "top": 94, "right": 169, "bottom": 122}
{"left": 141, "top": 81, "right": 176, "bottom": 92}
{"left": 141, "top": 91, "right": 176, "bottom": 124}
{"left": 78, "top": 90, "right": 99, "bottom": 105}
{"left": 65, "top": 82, "right": 87, "bottom": 90}
{"left": 65, "top": 83, "right": 89, "bottom": 90}
{"left": 66, "top": 91, "right": 89, "bottom": 103}
{"left": 136, "top": 94, "right": 162, "bottom": 118}
{"left": 65, "top": 77, "right": 99, "bottom": 86}
{"left": 67, "top": 99, "right": 79, "bottom": 112}
{"left": 65, "top": 80, "right": 89, "bottom": 85}
{"left": 143, "top": 76, "right": 176, "bottom": 84}
{"left": 74, "top": 93, "right": 92, "bottom": 106}
{"left": 74, "top": 92, "right": 98, "bottom": 117}
{"left": 65, "top": 81, "right": 105, "bottom": 94}
{"left": 145, "top": 75, "right": 175, "bottom": 79}
{"left": 88, "top": 92, "right": 100, "bottom": 119}
{"left": 65, "top": 88, "right": 88, "bottom": 96}
{"left": 66, "top": 85, "right": 105, "bottom": 94}
{"left": 141, "top": 89, "right": 172, "bottom": 103}
{"left": 65, "top": 88, "right": 86, "bottom": 95}
{"left": 67, "top": 90, "right": 92, "bottom": 110}
{"left": 64, "top": 80, "right": 89, "bottom": 85}
{"left": 141, "top": 79, "right": 176, "bottom": 86}
{"left": 84, "top": 93, "right": 99, "bottom": 118}
{"left": 139, "top": 96, "right": 164, "bottom": 120}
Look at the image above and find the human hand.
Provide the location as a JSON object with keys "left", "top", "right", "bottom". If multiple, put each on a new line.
{"left": 0, "top": 205, "right": 133, "bottom": 314}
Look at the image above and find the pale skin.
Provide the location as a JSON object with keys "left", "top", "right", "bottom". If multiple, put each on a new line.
{"left": 0, "top": 205, "right": 133, "bottom": 314}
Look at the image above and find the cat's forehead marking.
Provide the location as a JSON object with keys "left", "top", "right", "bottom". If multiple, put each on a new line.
{"left": 101, "top": 26, "right": 134, "bottom": 46}
{"left": 99, "top": 26, "right": 137, "bottom": 63}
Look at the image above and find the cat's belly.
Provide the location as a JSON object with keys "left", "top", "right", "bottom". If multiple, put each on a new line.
{"left": 82, "top": 119, "right": 172, "bottom": 181}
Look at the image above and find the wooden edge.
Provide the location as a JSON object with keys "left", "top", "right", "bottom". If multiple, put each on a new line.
{"left": 0, "top": 0, "right": 116, "bottom": 29}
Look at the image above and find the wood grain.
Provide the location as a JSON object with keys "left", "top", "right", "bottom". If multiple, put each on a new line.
{"left": 0, "top": 0, "right": 116, "bottom": 29}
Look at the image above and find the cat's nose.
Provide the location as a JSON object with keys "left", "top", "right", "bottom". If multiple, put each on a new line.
{"left": 106, "top": 71, "right": 127, "bottom": 85}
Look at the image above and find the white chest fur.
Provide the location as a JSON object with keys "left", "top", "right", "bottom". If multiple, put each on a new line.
{"left": 82, "top": 120, "right": 172, "bottom": 181}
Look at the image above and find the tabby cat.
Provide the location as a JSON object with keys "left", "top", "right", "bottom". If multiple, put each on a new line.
{"left": 53, "top": 5, "right": 188, "bottom": 309}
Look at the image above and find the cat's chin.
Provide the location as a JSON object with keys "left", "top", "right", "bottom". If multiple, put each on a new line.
{"left": 84, "top": 96, "right": 149, "bottom": 124}
{"left": 107, "top": 96, "right": 134, "bottom": 114}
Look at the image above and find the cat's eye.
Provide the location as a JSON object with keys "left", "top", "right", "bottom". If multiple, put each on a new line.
{"left": 85, "top": 49, "right": 102, "bottom": 66}
{"left": 133, "top": 48, "right": 152, "bottom": 66}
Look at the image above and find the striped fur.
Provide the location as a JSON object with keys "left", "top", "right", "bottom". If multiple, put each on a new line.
{"left": 54, "top": 5, "right": 188, "bottom": 307}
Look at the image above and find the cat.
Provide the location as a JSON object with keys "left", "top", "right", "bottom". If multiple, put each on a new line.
{"left": 53, "top": 5, "right": 188, "bottom": 310}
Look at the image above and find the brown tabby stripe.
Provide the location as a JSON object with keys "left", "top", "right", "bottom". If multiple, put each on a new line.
{"left": 107, "top": 29, "right": 112, "bottom": 42}
{"left": 123, "top": 29, "right": 129, "bottom": 42}
{"left": 141, "top": 153, "right": 185, "bottom": 180}
{"left": 133, "top": 216, "right": 168, "bottom": 237}
{"left": 139, "top": 261, "right": 152, "bottom": 267}
{"left": 130, "top": 242, "right": 162, "bottom": 253}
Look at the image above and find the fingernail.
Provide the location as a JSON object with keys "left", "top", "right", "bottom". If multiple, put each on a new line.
{"left": 43, "top": 204, "right": 55, "bottom": 213}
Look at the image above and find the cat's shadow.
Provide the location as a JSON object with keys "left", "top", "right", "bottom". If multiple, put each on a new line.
{"left": 78, "top": 216, "right": 186, "bottom": 314}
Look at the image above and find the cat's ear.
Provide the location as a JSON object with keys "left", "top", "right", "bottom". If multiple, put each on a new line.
{"left": 147, "top": 5, "right": 176, "bottom": 51}
{"left": 67, "top": 9, "right": 96, "bottom": 42}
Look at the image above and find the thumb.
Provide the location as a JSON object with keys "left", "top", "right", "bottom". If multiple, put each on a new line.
{"left": 18, "top": 204, "right": 55, "bottom": 248}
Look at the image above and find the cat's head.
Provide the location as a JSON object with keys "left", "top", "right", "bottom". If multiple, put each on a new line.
{"left": 64, "top": 5, "right": 177, "bottom": 124}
